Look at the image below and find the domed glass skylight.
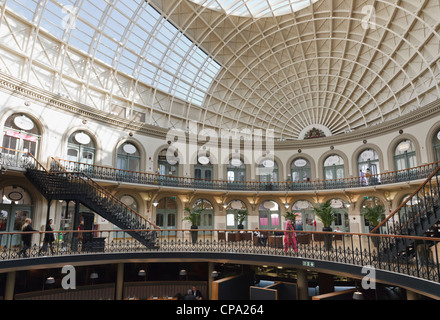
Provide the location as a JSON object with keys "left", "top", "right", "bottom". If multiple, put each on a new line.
{"left": 189, "top": 0, "right": 320, "bottom": 18}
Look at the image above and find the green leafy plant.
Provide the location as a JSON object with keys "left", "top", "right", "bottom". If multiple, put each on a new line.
{"left": 237, "top": 209, "right": 248, "bottom": 226}
{"left": 313, "top": 200, "right": 336, "bottom": 229}
{"left": 182, "top": 207, "right": 204, "bottom": 226}
{"left": 363, "top": 205, "right": 385, "bottom": 227}
{"left": 284, "top": 211, "right": 297, "bottom": 221}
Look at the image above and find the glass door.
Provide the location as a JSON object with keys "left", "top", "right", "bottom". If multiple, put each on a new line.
{"left": 156, "top": 197, "right": 177, "bottom": 236}
{"left": 0, "top": 205, "right": 31, "bottom": 248}
{"left": 194, "top": 165, "right": 213, "bottom": 188}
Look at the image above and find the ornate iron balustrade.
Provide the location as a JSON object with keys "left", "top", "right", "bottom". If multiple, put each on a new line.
{"left": 1, "top": 229, "right": 439, "bottom": 286}
{"left": 51, "top": 157, "right": 440, "bottom": 192}
{"left": 371, "top": 164, "right": 440, "bottom": 244}
{"left": 0, "top": 147, "right": 42, "bottom": 171}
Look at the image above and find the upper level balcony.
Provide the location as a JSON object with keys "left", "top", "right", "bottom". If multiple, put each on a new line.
{"left": 47, "top": 157, "right": 438, "bottom": 194}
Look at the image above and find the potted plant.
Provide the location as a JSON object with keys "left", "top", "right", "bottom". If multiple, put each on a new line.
{"left": 183, "top": 207, "right": 203, "bottom": 244}
{"left": 313, "top": 200, "right": 336, "bottom": 250}
{"left": 237, "top": 209, "right": 248, "bottom": 229}
{"left": 363, "top": 204, "right": 385, "bottom": 247}
{"left": 284, "top": 211, "right": 296, "bottom": 222}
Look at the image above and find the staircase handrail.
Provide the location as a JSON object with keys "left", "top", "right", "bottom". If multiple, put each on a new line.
{"left": 371, "top": 164, "right": 440, "bottom": 234}
{"left": 51, "top": 157, "right": 160, "bottom": 230}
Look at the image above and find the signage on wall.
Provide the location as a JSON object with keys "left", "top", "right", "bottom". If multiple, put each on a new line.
{"left": 7, "top": 191, "right": 23, "bottom": 201}
{"left": 5, "top": 130, "right": 38, "bottom": 142}
{"left": 302, "top": 261, "right": 315, "bottom": 268}
{"left": 14, "top": 115, "right": 34, "bottom": 131}
{"left": 123, "top": 143, "right": 137, "bottom": 154}
{"left": 74, "top": 132, "right": 91, "bottom": 145}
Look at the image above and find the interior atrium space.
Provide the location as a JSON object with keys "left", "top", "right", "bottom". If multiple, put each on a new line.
{"left": 0, "top": 0, "right": 440, "bottom": 304}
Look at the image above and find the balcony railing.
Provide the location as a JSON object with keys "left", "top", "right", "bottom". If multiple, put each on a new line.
{"left": 51, "top": 157, "right": 440, "bottom": 192}
{"left": 1, "top": 229, "right": 439, "bottom": 286}
{"left": 0, "top": 147, "right": 45, "bottom": 171}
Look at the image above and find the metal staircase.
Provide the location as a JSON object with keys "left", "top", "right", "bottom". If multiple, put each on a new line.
{"left": 25, "top": 160, "right": 159, "bottom": 249}
{"left": 371, "top": 165, "right": 440, "bottom": 259}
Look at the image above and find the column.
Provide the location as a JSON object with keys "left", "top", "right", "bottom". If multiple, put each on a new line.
{"left": 296, "top": 269, "right": 309, "bottom": 300}
{"left": 208, "top": 262, "right": 214, "bottom": 300}
{"left": 115, "top": 263, "right": 124, "bottom": 300}
{"left": 5, "top": 271, "right": 16, "bottom": 300}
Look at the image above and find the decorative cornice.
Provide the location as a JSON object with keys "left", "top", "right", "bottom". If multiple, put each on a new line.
{"left": 0, "top": 71, "right": 439, "bottom": 148}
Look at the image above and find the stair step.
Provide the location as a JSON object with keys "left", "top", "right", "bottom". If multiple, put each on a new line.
{"left": 25, "top": 168, "right": 158, "bottom": 248}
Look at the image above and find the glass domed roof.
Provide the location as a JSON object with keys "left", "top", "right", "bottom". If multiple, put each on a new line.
{"left": 1, "top": 0, "right": 439, "bottom": 140}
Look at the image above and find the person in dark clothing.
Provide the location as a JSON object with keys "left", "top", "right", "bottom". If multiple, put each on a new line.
{"left": 192, "top": 286, "right": 203, "bottom": 300}
{"left": 184, "top": 289, "right": 197, "bottom": 300}
{"left": 39, "top": 219, "right": 55, "bottom": 255}
{"left": 18, "top": 218, "right": 35, "bottom": 258}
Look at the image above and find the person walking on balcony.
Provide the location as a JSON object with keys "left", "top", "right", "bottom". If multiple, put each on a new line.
{"left": 39, "top": 219, "right": 55, "bottom": 255}
{"left": 284, "top": 219, "right": 297, "bottom": 253}
{"left": 18, "top": 218, "right": 35, "bottom": 258}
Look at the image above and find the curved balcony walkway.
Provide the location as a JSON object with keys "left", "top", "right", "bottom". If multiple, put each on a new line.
{"left": 1, "top": 229, "right": 439, "bottom": 299}
{"left": 51, "top": 158, "right": 439, "bottom": 192}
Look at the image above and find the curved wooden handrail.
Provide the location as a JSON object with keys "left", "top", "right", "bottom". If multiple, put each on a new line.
{"left": 6, "top": 228, "right": 440, "bottom": 243}
{"left": 370, "top": 164, "right": 440, "bottom": 234}
{"left": 52, "top": 157, "right": 440, "bottom": 186}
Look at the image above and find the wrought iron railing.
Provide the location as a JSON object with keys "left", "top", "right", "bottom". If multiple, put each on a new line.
{"left": 371, "top": 164, "right": 440, "bottom": 236}
{"left": 1, "top": 229, "right": 439, "bottom": 286}
{"left": 0, "top": 146, "right": 46, "bottom": 171}
{"left": 51, "top": 157, "right": 440, "bottom": 192}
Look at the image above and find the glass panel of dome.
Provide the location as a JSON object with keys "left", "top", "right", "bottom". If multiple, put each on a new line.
{"left": 80, "top": 0, "right": 104, "bottom": 28}
{"left": 104, "top": 14, "right": 128, "bottom": 41}
{"left": 119, "top": 50, "right": 138, "bottom": 75}
{"left": 5, "top": 0, "right": 38, "bottom": 22}
{"left": 69, "top": 18, "right": 94, "bottom": 51}
{"left": 39, "top": 1, "right": 65, "bottom": 39}
{"left": 95, "top": 35, "right": 118, "bottom": 66}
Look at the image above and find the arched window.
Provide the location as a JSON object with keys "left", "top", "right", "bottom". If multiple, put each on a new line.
{"left": 433, "top": 130, "right": 440, "bottom": 162}
{"left": 226, "top": 200, "right": 247, "bottom": 229}
{"left": 158, "top": 149, "right": 178, "bottom": 176}
{"left": 361, "top": 196, "right": 384, "bottom": 233}
{"left": 117, "top": 142, "right": 140, "bottom": 171}
{"left": 394, "top": 140, "right": 416, "bottom": 170}
{"left": 227, "top": 158, "right": 246, "bottom": 183}
{"left": 258, "top": 200, "right": 280, "bottom": 230}
{"left": 324, "top": 155, "right": 345, "bottom": 180}
{"left": 156, "top": 197, "right": 177, "bottom": 231}
{"left": 358, "top": 149, "right": 380, "bottom": 176}
{"left": 292, "top": 200, "right": 314, "bottom": 231}
{"left": 258, "top": 159, "right": 278, "bottom": 182}
{"left": 291, "top": 158, "right": 311, "bottom": 182}
{"left": 67, "top": 131, "right": 96, "bottom": 165}
{"left": 2, "top": 114, "right": 40, "bottom": 158}
{"left": 193, "top": 199, "right": 214, "bottom": 229}
{"left": 329, "top": 199, "right": 349, "bottom": 232}
{"left": 0, "top": 186, "right": 33, "bottom": 247}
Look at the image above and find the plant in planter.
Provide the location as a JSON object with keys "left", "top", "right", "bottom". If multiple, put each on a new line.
{"left": 284, "top": 211, "right": 296, "bottom": 222}
{"left": 237, "top": 209, "right": 248, "bottom": 229}
{"left": 183, "top": 207, "right": 203, "bottom": 244}
{"left": 363, "top": 204, "right": 385, "bottom": 247}
{"left": 313, "top": 200, "right": 336, "bottom": 250}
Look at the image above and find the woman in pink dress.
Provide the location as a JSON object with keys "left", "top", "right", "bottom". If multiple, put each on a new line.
{"left": 284, "top": 219, "right": 297, "bottom": 253}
